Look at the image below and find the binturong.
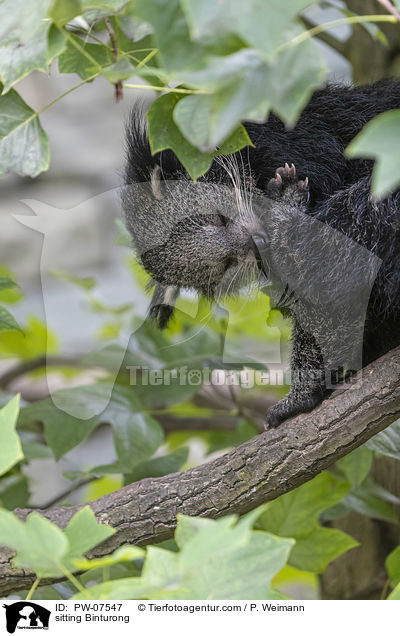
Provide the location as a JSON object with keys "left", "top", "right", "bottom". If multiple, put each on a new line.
{"left": 122, "top": 80, "right": 400, "bottom": 428}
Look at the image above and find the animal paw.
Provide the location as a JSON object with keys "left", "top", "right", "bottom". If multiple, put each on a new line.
{"left": 265, "top": 390, "right": 324, "bottom": 429}
{"left": 267, "top": 163, "right": 309, "bottom": 204}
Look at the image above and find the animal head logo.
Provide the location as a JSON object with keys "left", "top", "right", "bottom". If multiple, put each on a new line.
{"left": 3, "top": 602, "right": 50, "bottom": 633}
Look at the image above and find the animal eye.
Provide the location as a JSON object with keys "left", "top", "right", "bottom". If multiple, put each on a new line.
{"left": 225, "top": 255, "right": 238, "bottom": 271}
{"left": 217, "top": 213, "right": 228, "bottom": 227}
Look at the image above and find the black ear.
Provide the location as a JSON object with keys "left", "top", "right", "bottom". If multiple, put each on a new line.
{"left": 148, "top": 283, "right": 180, "bottom": 329}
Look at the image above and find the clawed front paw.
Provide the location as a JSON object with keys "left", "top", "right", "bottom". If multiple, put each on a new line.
{"left": 267, "top": 163, "right": 310, "bottom": 204}
{"left": 265, "top": 390, "right": 325, "bottom": 429}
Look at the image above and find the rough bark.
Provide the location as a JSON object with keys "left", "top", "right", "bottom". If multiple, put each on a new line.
{"left": 0, "top": 346, "right": 399, "bottom": 596}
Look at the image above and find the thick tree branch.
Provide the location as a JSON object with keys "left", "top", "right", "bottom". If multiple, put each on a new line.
{"left": 1, "top": 346, "right": 400, "bottom": 595}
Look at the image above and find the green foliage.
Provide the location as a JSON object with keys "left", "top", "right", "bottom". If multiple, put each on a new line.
{"left": 0, "top": 506, "right": 114, "bottom": 578}
{"left": 147, "top": 93, "right": 253, "bottom": 180}
{"left": 0, "top": 0, "right": 52, "bottom": 91}
{"left": 0, "top": 396, "right": 23, "bottom": 476}
{"left": 0, "top": 276, "right": 23, "bottom": 334}
{"left": 257, "top": 473, "right": 357, "bottom": 573}
{"left": 72, "top": 511, "right": 294, "bottom": 599}
{"left": 346, "top": 109, "right": 400, "bottom": 197}
{"left": 366, "top": 418, "right": 400, "bottom": 460}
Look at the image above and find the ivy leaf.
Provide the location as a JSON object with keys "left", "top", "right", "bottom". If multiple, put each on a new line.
{"left": 111, "top": 412, "right": 164, "bottom": 472}
{"left": 0, "top": 0, "right": 51, "bottom": 91}
{"left": 147, "top": 93, "right": 252, "bottom": 180}
{"left": 0, "top": 474, "right": 30, "bottom": 510}
{"left": 336, "top": 447, "right": 374, "bottom": 488}
{"left": 0, "top": 89, "right": 49, "bottom": 178}
{"left": 48, "top": 0, "right": 82, "bottom": 25}
{"left": 135, "top": 0, "right": 209, "bottom": 72}
{"left": 346, "top": 109, "right": 400, "bottom": 197}
{"left": 181, "top": 0, "right": 318, "bottom": 59}
{"left": 19, "top": 399, "right": 100, "bottom": 460}
{"left": 257, "top": 473, "right": 356, "bottom": 573}
{"left": 0, "top": 507, "right": 115, "bottom": 578}
{"left": 63, "top": 507, "right": 115, "bottom": 569}
{"left": 72, "top": 511, "right": 293, "bottom": 599}
{"left": 173, "top": 42, "right": 324, "bottom": 149}
{"left": 0, "top": 395, "right": 23, "bottom": 476}
{"left": 0, "top": 510, "right": 68, "bottom": 578}
{"left": 58, "top": 35, "right": 113, "bottom": 80}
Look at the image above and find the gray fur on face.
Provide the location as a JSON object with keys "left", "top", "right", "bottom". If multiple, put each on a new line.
{"left": 122, "top": 165, "right": 266, "bottom": 301}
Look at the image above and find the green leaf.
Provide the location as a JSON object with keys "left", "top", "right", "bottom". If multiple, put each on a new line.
{"left": 366, "top": 418, "right": 400, "bottom": 460}
{"left": 173, "top": 41, "right": 324, "bottom": 149}
{"left": 346, "top": 109, "right": 400, "bottom": 197}
{"left": 135, "top": 0, "right": 209, "bottom": 72}
{"left": 63, "top": 507, "right": 115, "bottom": 568}
{"left": 257, "top": 473, "right": 355, "bottom": 572}
{"left": 0, "top": 267, "right": 23, "bottom": 304}
{"left": 19, "top": 399, "right": 100, "bottom": 460}
{"left": 291, "top": 526, "right": 357, "bottom": 573}
{"left": 386, "top": 545, "right": 400, "bottom": 588}
{"left": 58, "top": 34, "right": 113, "bottom": 80}
{"left": 0, "top": 90, "right": 49, "bottom": 178}
{"left": 0, "top": 277, "right": 18, "bottom": 293}
{"left": 48, "top": 0, "right": 82, "bottom": 25}
{"left": 0, "top": 306, "right": 23, "bottom": 334}
{"left": 0, "top": 510, "right": 68, "bottom": 578}
{"left": 124, "top": 447, "right": 188, "bottom": 482}
{"left": 72, "top": 545, "right": 144, "bottom": 571}
{"left": 112, "top": 412, "right": 164, "bottom": 472}
{"left": 341, "top": 480, "right": 399, "bottom": 523}
{"left": 20, "top": 432, "right": 53, "bottom": 461}
{"left": 0, "top": 395, "right": 23, "bottom": 476}
{"left": 0, "top": 0, "right": 51, "bottom": 91}
{"left": 0, "top": 474, "right": 30, "bottom": 509}
{"left": 0, "top": 506, "right": 116, "bottom": 578}
{"left": 47, "top": 24, "right": 67, "bottom": 62}
{"left": 19, "top": 383, "right": 164, "bottom": 462}
{"left": 181, "top": 0, "right": 318, "bottom": 59}
{"left": 147, "top": 93, "right": 252, "bottom": 179}
{"left": 336, "top": 447, "right": 373, "bottom": 488}
{"left": 388, "top": 582, "right": 400, "bottom": 600}
{"left": 101, "top": 58, "right": 134, "bottom": 83}
{"left": 73, "top": 511, "right": 293, "bottom": 599}
{"left": 81, "top": 0, "right": 128, "bottom": 15}
{"left": 51, "top": 269, "right": 96, "bottom": 290}
{"left": 0, "top": 315, "right": 57, "bottom": 358}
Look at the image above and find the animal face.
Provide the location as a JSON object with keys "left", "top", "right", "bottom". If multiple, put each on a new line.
{"left": 123, "top": 166, "right": 266, "bottom": 301}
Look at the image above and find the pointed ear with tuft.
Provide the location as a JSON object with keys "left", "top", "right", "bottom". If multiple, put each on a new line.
{"left": 148, "top": 283, "right": 180, "bottom": 328}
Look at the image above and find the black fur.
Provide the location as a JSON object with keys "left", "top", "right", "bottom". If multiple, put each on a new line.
{"left": 124, "top": 79, "right": 400, "bottom": 427}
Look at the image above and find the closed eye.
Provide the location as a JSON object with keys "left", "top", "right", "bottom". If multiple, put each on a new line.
{"left": 224, "top": 256, "right": 238, "bottom": 271}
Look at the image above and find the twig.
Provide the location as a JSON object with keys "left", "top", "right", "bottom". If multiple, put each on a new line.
{"left": 377, "top": 0, "right": 400, "bottom": 21}
{"left": 0, "top": 355, "right": 84, "bottom": 389}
